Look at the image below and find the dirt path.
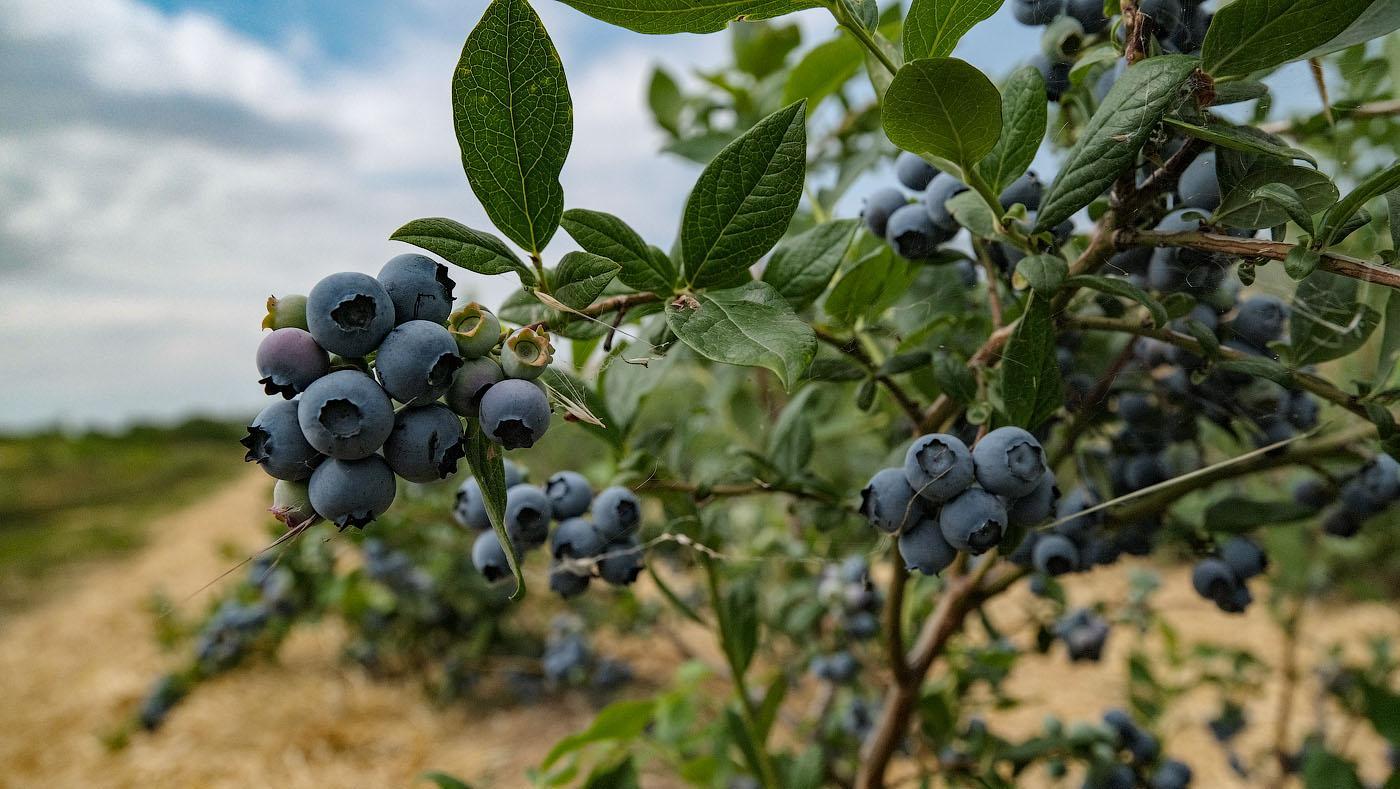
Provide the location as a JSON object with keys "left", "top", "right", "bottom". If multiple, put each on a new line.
{"left": 0, "top": 472, "right": 1394, "bottom": 787}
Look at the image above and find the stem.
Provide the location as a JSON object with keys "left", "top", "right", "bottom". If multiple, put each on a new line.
{"left": 883, "top": 550, "right": 911, "bottom": 688}
{"left": 1307, "top": 58, "right": 1334, "bottom": 127}
{"left": 814, "top": 325, "right": 928, "bottom": 430}
{"left": 578, "top": 291, "right": 662, "bottom": 317}
{"left": 637, "top": 477, "right": 849, "bottom": 510}
{"left": 973, "top": 239, "right": 1004, "bottom": 328}
{"left": 1119, "top": 228, "right": 1400, "bottom": 291}
{"left": 1271, "top": 594, "right": 1306, "bottom": 784}
{"left": 529, "top": 253, "right": 549, "bottom": 293}
{"left": 827, "top": 0, "right": 898, "bottom": 77}
{"left": 1049, "top": 336, "right": 1139, "bottom": 467}
{"left": 805, "top": 184, "right": 832, "bottom": 224}
{"left": 1259, "top": 98, "right": 1400, "bottom": 135}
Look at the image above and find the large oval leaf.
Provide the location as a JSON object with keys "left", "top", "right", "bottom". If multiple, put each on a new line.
{"left": 681, "top": 102, "right": 808, "bottom": 290}
{"left": 1298, "top": 0, "right": 1400, "bottom": 60}
{"left": 1202, "top": 0, "right": 1374, "bottom": 79}
{"left": 556, "top": 0, "right": 818, "bottom": 34}
{"left": 903, "top": 0, "right": 1005, "bottom": 60}
{"left": 761, "top": 219, "right": 859, "bottom": 309}
{"left": 454, "top": 0, "right": 571, "bottom": 255}
{"left": 976, "top": 65, "right": 1047, "bottom": 192}
{"left": 1214, "top": 166, "right": 1339, "bottom": 229}
{"left": 561, "top": 208, "right": 676, "bottom": 293}
{"left": 1035, "top": 55, "right": 1198, "bottom": 232}
{"left": 666, "top": 281, "right": 817, "bottom": 390}
{"left": 390, "top": 218, "right": 536, "bottom": 285}
{"left": 783, "top": 35, "right": 864, "bottom": 109}
{"left": 882, "top": 57, "right": 1001, "bottom": 175}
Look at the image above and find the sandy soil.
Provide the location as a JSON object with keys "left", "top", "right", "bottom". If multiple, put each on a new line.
{"left": 0, "top": 470, "right": 1394, "bottom": 787}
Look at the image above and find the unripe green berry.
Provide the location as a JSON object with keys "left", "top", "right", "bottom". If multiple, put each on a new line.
{"left": 262, "top": 294, "right": 309, "bottom": 330}
{"left": 448, "top": 303, "right": 502, "bottom": 359}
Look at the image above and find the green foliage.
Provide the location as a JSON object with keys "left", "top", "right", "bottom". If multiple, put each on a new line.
{"left": 461, "top": 420, "right": 524, "bottom": 597}
{"left": 561, "top": 209, "right": 677, "bottom": 293}
{"left": 761, "top": 219, "right": 859, "bottom": 309}
{"left": 977, "top": 65, "right": 1048, "bottom": 193}
{"left": 902, "top": 0, "right": 1004, "bottom": 60}
{"left": 1000, "top": 293, "right": 1061, "bottom": 428}
{"left": 882, "top": 57, "right": 1002, "bottom": 177}
{"left": 390, "top": 218, "right": 535, "bottom": 284}
{"left": 1202, "top": 0, "right": 1378, "bottom": 78}
{"left": 666, "top": 282, "right": 817, "bottom": 389}
{"left": 555, "top": 0, "right": 819, "bottom": 34}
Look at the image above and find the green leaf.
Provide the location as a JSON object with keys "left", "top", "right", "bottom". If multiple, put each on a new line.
{"left": 783, "top": 35, "right": 864, "bottom": 109}
{"left": 1216, "top": 356, "right": 1292, "bottom": 385}
{"left": 419, "top": 772, "right": 473, "bottom": 789}
{"left": 556, "top": 0, "right": 817, "bottom": 33}
{"left": 1064, "top": 274, "right": 1169, "bottom": 327}
{"left": 732, "top": 20, "right": 801, "bottom": 79}
{"left": 1251, "top": 183, "right": 1315, "bottom": 235}
{"left": 1211, "top": 80, "right": 1270, "bottom": 105}
{"left": 583, "top": 757, "right": 639, "bottom": 789}
{"left": 1317, "top": 161, "right": 1400, "bottom": 246}
{"left": 390, "top": 218, "right": 535, "bottom": 285}
{"left": 1386, "top": 189, "right": 1400, "bottom": 253}
{"left": 903, "top": 0, "right": 1005, "bottom": 60}
{"left": 1036, "top": 56, "right": 1198, "bottom": 231}
{"left": 723, "top": 708, "right": 767, "bottom": 782}
{"left": 976, "top": 65, "right": 1048, "bottom": 192}
{"left": 1299, "top": 1, "right": 1400, "bottom": 60}
{"left": 1283, "top": 245, "right": 1321, "bottom": 279}
{"left": 1302, "top": 749, "right": 1364, "bottom": 789}
{"left": 561, "top": 209, "right": 676, "bottom": 293}
{"left": 1357, "top": 677, "right": 1400, "bottom": 743}
{"left": 1015, "top": 254, "right": 1067, "bottom": 295}
{"left": 1376, "top": 290, "right": 1400, "bottom": 386}
{"left": 761, "top": 219, "right": 858, "bottom": 309}
{"left": 882, "top": 57, "right": 1002, "bottom": 176}
{"left": 553, "top": 252, "right": 620, "bottom": 311}
{"left": 1184, "top": 318, "right": 1221, "bottom": 357}
{"left": 1215, "top": 165, "right": 1339, "bottom": 230}
{"left": 542, "top": 699, "right": 657, "bottom": 768}
{"left": 946, "top": 191, "right": 997, "bottom": 238}
{"left": 453, "top": 0, "right": 571, "bottom": 255}
{"left": 1291, "top": 271, "right": 1383, "bottom": 366}
{"left": 681, "top": 102, "right": 807, "bottom": 289}
{"left": 932, "top": 352, "right": 977, "bottom": 404}
{"left": 1202, "top": 496, "right": 1316, "bottom": 532}
{"left": 825, "top": 248, "right": 916, "bottom": 326}
{"left": 462, "top": 419, "right": 525, "bottom": 599}
{"left": 647, "top": 67, "right": 683, "bottom": 136}
{"left": 1163, "top": 118, "right": 1318, "bottom": 168}
{"left": 1202, "top": 0, "right": 1375, "bottom": 79}
{"left": 719, "top": 580, "right": 759, "bottom": 675}
{"left": 1001, "top": 292, "right": 1061, "bottom": 428}
{"left": 769, "top": 387, "right": 816, "bottom": 476}
{"left": 666, "top": 281, "right": 817, "bottom": 390}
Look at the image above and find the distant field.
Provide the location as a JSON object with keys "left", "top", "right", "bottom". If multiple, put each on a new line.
{"left": 0, "top": 418, "right": 247, "bottom": 611}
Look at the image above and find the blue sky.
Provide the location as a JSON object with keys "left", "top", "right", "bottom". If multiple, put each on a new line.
{"left": 0, "top": 0, "right": 1315, "bottom": 430}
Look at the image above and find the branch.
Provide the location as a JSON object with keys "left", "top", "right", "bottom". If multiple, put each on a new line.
{"left": 1118, "top": 228, "right": 1400, "bottom": 291}
{"left": 814, "top": 326, "right": 928, "bottom": 429}
{"left": 577, "top": 291, "right": 662, "bottom": 317}
{"left": 1259, "top": 98, "right": 1400, "bottom": 135}
{"left": 637, "top": 477, "right": 848, "bottom": 509}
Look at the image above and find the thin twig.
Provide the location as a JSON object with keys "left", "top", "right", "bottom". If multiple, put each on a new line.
{"left": 1119, "top": 229, "right": 1400, "bottom": 291}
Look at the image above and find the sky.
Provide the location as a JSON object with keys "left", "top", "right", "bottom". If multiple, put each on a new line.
{"left": 0, "top": 0, "right": 1311, "bottom": 431}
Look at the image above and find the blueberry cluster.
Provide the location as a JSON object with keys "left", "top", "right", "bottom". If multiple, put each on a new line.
{"left": 1069, "top": 709, "right": 1193, "bottom": 789}
{"left": 457, "top": 464, "right": 646, "bottom": 597}
{"left": 244, "top": 254, "right": 558, "bottom": 531}
{"left": 1311, "top": 453, "right": 1400, "bottom": 538}
{"left": 862, "top": 154, "right": 1064, "bottom": 267}
{"left": 861, "top": 427, "right": 1055, "bottom": 575}
{"left": 1054, "top": 607, "right": 1110, "bottom": 662}
{"left": 817, "top": 555, "right": 884, "bottom": 643}
{"left": 1189, "top": 535, "right": 1266, "bottom": 613}
{"left": 541, "top": 616, "right": 634, "bottom": 690}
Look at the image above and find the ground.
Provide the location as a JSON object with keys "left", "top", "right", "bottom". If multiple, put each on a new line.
{"left": 0, "top": 470, "right": 1393, "bottom": 787}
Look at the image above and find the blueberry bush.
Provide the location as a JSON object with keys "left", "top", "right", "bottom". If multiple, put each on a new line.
{"left": 143, "top": 0, "right": 1400, "bottom": 785}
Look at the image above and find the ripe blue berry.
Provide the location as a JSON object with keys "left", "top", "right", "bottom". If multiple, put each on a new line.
{"left": 256, "top": 328, "right": 329, "bottom": 398}
{"left": 860, "top": 467, "right": 924, "bottom": 534}
{"left": 1219, "top": 536, "right": 1267, "bottom": 580}
{"left": 895, "top": 151, "right": 938, "bottom": 191}
{"left": 999, "top": 172, "right": 1043, "bottom": 211}
{"left": 898, "top": 517, "right": 958, "bottom": 575}
{"left": 1011, "top": 0, "right": 1064, "bottom": 25}
{"left": 549, "top": 563, "right": 591, "bottom": 598}
{"left": 382, "top": 403, "right": 465, "bottom": 483}
{"left": 374, "top": 319, "right": 463, "bottom": 404}
{"left": 1032, "top": 533, "right": 1080, "bottom": 576}
{"left": 1007, "top": 470, "right": 1058, "bottom": 527}
{"left": 972, "top": 427, "right": 1047, "bottom": 498}
{"left": 597, "top": 536, "right": 644, "bottom": 585}
{"left": 377, "top": 253, "right": 454, "bottom": 324}
{"left": 1056, "top": 608, "right": 1109, "bottom": 662}
{"left": 1322, "top": 506, "right": 1362, "bottom": 538}
{"left": 924, "top": 173, "right": 969, "bottom": 231}
{"left": 1150, "top": 759, "right": 1193, "bottom": 789}
{"left": 445, "top": 356, "right": 505, "bottom": 418}
{"left": 1053, "top": 485, "right": 1102, "bottom": 542}
{"left": 546, "top": 471, "right": 594, "bottom": 520}
{"left": 593, "top": 485, "right": 642, "bottom": 542}
{"left": 1340, "top": 453, "right": 1400, "bottom": 515}
{"left": 885, "top": 203, "right": 940, "bottom": 259}
{"left": 297, "top": 370, "right": 395, "bottom": 459}
{"left": 242, "top": 399, "right": 321, "bottom": 481}
{"left": 863, "top": 187, "right": 909, "bottom": 238}
{"left": 505, "top": 484, "right": 553, "bottom": 549}
{"left": 812, "top": 651, "right": 859, "bottom": 684}
{"left": 904, "top": 433, "right": 975, "bottom": 503}
{"left": 1232, "top": 295, "right": 1289, "bottom": 349}
{"left": 1177, "top": 151, "right": 1220, "bottom": 211}
{"left": 1138, "top": 0, "right": 1183, "bottom": 32}
{"left": 939, "top": 486, "right": 1006, "bottom": 555}
{"left": 1065, "top": 0, "right": 1108, "bottom": 32}
{"left": 308, "top": 455, "right": 396, "bottom": 529}
{"left": 479, "top": 378, "right": 551, "bottom": 449}
{"left": 504, "top": 459, "right": 526, "bottom": 488}
{"left": 1292, "top": 477, "right": 1333, "bottom": 509}
{"left": 471, "top": 531, "right": 510, "bottom": 583}
{"left": 1031, "top": 54, "right": 1071, "bottom": 101}
{"left": 1191, "top": 557, "right": 1237, "bottom": 602}
{"left": 551, "top": 516, "right": 605, "bottom": 560}
{"left": 306, "top": 271, "right": 396, "bottom": 358}
{"left": 454, "top": 477, "right": 488, "bottom": 530}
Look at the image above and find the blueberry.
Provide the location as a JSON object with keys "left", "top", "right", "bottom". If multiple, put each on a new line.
{"left": 1120, "top": 453, "right": 1167, "bottom": 492}
{"left": 308, "top": 455, "right": 397, "bottom": 529}
{"left": 269, "top": 478, "right": 316, "bottom": 528}
{"left": 972, "top": 427, "right": 1047, "bottom": 498}
{"left": 447, "top": 303, "right": 502, "bottom": 359}
{"left": 374, "top": 319, "right": 463, "bottom": 404}
{"left": 505, "top": 484, "right": 553, "bottom": 549}
{"left": 924, "top": 173, "right": 969, "bottom": 231}
{"left": 1151, "top": 759, "right": 1193, "bottom": 789}
{"left": 1191, "top": 558, "right": 1238, "bottom": 602}
{"left": 1064, "top": 0, "right": 1108, "bottom": 33}
{"left": 1106, "top": 246, "right": 1153, "bottom": 277}
{"left": 999, "top": 171, "right": 1043, "bottom": 211}
{"left": 501, "top": 326, "right": 554, "bottom": 380}
{"left": 842, "top": 610, "right": 880, "bottom": 640}
{"left": 445, "top": 356, "right": 505, "bottom": 418}
{"left": 1341, "top": 453, "right": 1400, "bottom": 515}
{"left": 472, "top": 530, "right": 510, "bottom": 583}
{"left": 904, "top": 433, "right": 975, "bottom": 503}
{"left": 812, "top": 651, "right": 859, "bottom": 683}
{"left": 1322, "top": 506, "right": 1362, "bottom": 538}
{"left": 1031, "top": 53, "right": 1071, "bottom": 101}
{"left": 886, "top": 203, "right": 940, "bottom": 259}
{"left": 1056, "top": 608, "right": 1109, "bottom": 661}
{"left": 1148, "top": 211, "right": 1231, "bottom": 294}
{"left": 1285, "top": 391, "right": 1319, "bottom": 430}
{"left": 263, "top": 294, "right": 309, "bottom": 331}
{"left": 1007, "top": 470, "right": 1058, "bottom": 527}
{"left": 1032, "top": 533, "right": 1080, "bottom": 576}
{"left": 1116, "top": 392, "right": 1156, "bottom": 425}
{"left": 1092, "top": 61, "right": 1124, "bottom": 103}
{"left": 1170, "top": 5, "right": 1210, "bottom": 52}
{"left": 1177, "top": 151, "right": 1220, "bottom": 211}
{"left": 860, "top": 467, "right": 924, "bottom": 534}
{"left": 306, "top": 271, "right": 396, "bottom": 358}
{"left": 1053, "top": 485, "right": 1102, "bottom": 543}
{"left": 551, "top": 516, "right": 605, "bottom": 560}
{"left": 895, "top": 151, "right": 938, "bottom": 191}
{"left": 546, "top": 471, "right": 594, "bottom": 519}
{"left": 377, "top": 253, "right": 455, "bottom": 325}
{"left": 479, "top": 378, "right": 552, "bottom": 449}
{"left": 1011, "top": 0, "right": 1065, "bottom": 25}
{"left": 242, "top": 399, "right": 321, "bottom": 481}
{"left": 1219, "top": 536, "right": 1267, "bottom": 580}
{"left": 297, "top": 370, "right": 395, "bottom": 459}
{"left": 939, "top": 486, "right": 1006, "bottom": 554}
{"left": 1138, "top": 0, "right": 1183, "bottom": 33}
{"left": 583, "top": 487, "right": 640, "bottom": 544}
{"left": 898, "top": 516, "right": 959, "bottom": 575}
{"left": 863, "top": 187, "right": 909, "bottom": 238}
{"left": 504, "top": 459, "right": 527, "bottom": 488}
{"left": 549, "top": 562, "right": 591, "bottom": 598}
{"left": 840, "top": 555, "right": 870, "bottom": 584}
{"left": 1292, "top": 477, "right": 1333, "bottom": 510}
{"left": 256, "top": 327, "right": 329, "bottom": 398}
{"left": 1216, "top": 580, "right": 1254, "bottom": 613}
{"left": 454, "top": 477, "right": 488, "bottom": 529}
{"left": 138, "top": 674, "right": 186, "bottom": 731}
{"left": 542, "top": 631, "right": 591, "bottom": 683}
{"left": 382, "top": 403, "right": 465, "bottom": 483}
{"left": 1232, "top": 296, "right": 1289, "bottom": 349}
{"left": 597, "top": 535, "right": 644, "bottom": 585}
